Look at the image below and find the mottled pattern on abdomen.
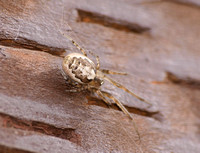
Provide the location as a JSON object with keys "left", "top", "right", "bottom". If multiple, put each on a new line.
{"left": 68, "top": 57, "right": 96, "bottom": 83}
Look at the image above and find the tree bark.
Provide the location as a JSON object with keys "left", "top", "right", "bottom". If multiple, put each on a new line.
{"left": 0, "top": 0, "right": 200, "bottom": 152}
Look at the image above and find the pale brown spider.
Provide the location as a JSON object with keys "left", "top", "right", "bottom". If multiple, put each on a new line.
{"left": 61, "top": 33, "right": 151, "bottom": 138}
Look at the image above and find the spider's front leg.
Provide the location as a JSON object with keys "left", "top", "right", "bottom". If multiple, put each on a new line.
{"left": 61, "top": 31, "right": 87, "bottom": 56}
{"left": 100, "top": 69, "right": 127, "bottom": 75}
{"left": 103, "top": 75, "right": 152, "bottom": 106}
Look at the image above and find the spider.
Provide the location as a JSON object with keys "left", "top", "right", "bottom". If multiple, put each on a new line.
{"left": 61, "top": 33, "right": 152, "bottom": 138}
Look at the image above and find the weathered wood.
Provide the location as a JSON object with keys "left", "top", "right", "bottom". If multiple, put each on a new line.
{"left": 0, "top": 0, "right": 200, "bottom": 152}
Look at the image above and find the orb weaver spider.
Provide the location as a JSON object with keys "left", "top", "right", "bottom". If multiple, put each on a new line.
{"left": 61, "top": 33, "right": 152, "bottom": 139}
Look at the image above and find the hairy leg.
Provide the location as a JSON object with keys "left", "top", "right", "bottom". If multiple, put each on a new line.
{"left": 88, "top": 50, "right": 100, "bottom": 70}
{"left": 94, "top": 89, "right": 112, "bottom": 105}
{"left": 61, "top": 31, "right": 88, "bottom": 56}
{"left": 101, "top": 69, "right": 127, "bottom": 75}
{"left": 103, "top": 75, "right": 152, "bottom": 106}
{"left": 61, "top": 70, "right": 68, "bottom": 80}
{"left": 60, "top": 29, "right": 101, "bottom": 71}
{"left": 65, "top": 86, "right": 86, "bottom": 92}
{"left": 100, "top": 90, "right": 140, "bottom": 140}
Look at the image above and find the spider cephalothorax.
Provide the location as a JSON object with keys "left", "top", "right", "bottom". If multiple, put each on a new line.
{"left": 61, "top": 33, "right": 152, "bottom": 138}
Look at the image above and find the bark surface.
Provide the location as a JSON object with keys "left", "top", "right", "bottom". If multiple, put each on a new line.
{"left": 0, "top": 0, "right": 200, "bottom": 152}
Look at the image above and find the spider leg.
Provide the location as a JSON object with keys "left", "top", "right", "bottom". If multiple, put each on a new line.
{"left": 94, "top": 89, "right": 112, "bottom": 105}
{"left": 65, "top": 84, "right": 87, "bottom": 93}
{"left": 101, "top": 91, "right": 132, "bottom": 119}
{"left": 101, "top": 69, "right": 127, "bottom": 75}
{"left": 61, "top": 30, "right": 101, "bottom": 70}
{"left": 88, "top": 51, "right": 100, "bottom": 70}
{"left": 60, "top": 23, "right": 100, "bottom": 69}
{"left": 100, "top": 90, "right": 140, "bottom": 140}
{"left": 103, "top": 75, "right": 152, "bottom": 106}
{"left": 61, "top": 31, "right": 88, "bottom": 56}
{"left": 61, "top": 70, "right": 68, "bottom": 80}
{"left": 65, "top": 87, "right": 85, "bottom": 92}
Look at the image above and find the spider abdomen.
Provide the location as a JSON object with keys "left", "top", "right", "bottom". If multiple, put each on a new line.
{"left": 62, "top": 53, "right": 96, "bottom": 84}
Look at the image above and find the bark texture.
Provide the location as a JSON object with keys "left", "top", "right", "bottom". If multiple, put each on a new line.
{"left": 0, "top": 0, "right": 200, "bottom": 152}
